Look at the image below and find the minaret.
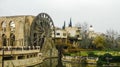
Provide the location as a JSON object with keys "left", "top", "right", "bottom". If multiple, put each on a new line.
{"left": 69, "top": 18, "right": 72, "bottom": 27}
{"left": 62, "top": 21, "right": 66, "bottom": 29}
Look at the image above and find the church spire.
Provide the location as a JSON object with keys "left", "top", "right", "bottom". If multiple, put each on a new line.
{"left": 69, "top": 18, "right": 72, "bottom": 27}
{"left": 62, "top": 21, "right": 66, "bottom": 29}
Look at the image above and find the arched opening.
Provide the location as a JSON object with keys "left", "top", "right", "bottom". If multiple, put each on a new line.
{"left": 9, "top": 21, "right": 15, "bottom": 32}
{"left": 2, "top": 34, "right": 7, "bottom": 46}
{"left": 10, "top": 33, "right": 15, "bottom": 46}
{"left": 1, "top": 21, "right": 6, "bottom": 32}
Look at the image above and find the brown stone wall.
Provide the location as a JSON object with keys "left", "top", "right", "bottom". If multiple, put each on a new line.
{"left": 24, "top": 16, "right": 35, "bottom": 46}
{"left": 0, "top": 15, "right": 35, "bottom": 47}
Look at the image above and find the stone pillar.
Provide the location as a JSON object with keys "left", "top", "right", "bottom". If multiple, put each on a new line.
{"left": 7, "top": 38, "right": 9, "bottom": 46}
{"left": 19, "top": 39, "right": 21, "bottom": 46}
{"left": 0, "top": 24, "right": 2, "bottom": 37}
{"left": 24, "top": 55, "right": 27, "bottom": 59}
{"left": 14, "top": 56, "right": 18, "bottom": 60}
{"left": 0, "top": 35, "right": 2, "bottom": 47}
{"left": 15, "top": 40, "right": 17, "bottom": 46}
{"left": 6, "top": 22, "right": 10, "bottom": 46}
{"left": 22, "top": 39, "right": 24, "bottom": 46}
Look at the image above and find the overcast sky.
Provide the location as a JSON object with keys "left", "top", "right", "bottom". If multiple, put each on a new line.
{"left": 0, "top": 0, "right": 120, "bottom": 33}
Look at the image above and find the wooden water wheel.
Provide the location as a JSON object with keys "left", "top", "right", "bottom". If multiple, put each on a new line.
{"left": 30, "top": 13, "right": 55, "bottom": 49}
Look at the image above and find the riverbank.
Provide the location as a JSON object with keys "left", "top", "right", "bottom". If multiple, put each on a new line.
{"left": 0, "top": 55, "right": 58, "bottom": 67}
{"left": 64, "top": 51, "right": 120, "bottom": 56}
{"left": 62, "top": 56, "right": 98, "bottom": 64}
{"left": 102, "top": 63, "right": 120, "bottom": 67}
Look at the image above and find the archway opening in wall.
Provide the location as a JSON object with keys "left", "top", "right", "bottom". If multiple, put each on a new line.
{"left": 10, "top": 33, "right": 15, "bottom": 46}
{"left": 30, "top": 13, "right": 55, "bottom": 50}
{"left": 2, "top": 34, "right": 7, "bottom": 46}
{"left": 9, "top": 21, "right": 15, "bottom": 33}
{"left": 1, "top": 21, "right": 6, "bottom": 32}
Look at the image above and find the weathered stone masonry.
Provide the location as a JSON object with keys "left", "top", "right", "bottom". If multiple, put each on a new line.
{"left": 0, "top": 15, "right": 35, "bottom": 47}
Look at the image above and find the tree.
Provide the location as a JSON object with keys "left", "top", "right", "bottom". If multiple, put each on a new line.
{"left": 115, "top": 36, "right": 120, "bottom": 49}
{"left": 106, "top": 29, "right": 118, "bottom": 48}
{"left": 93, "top": 35, "right": 106, "bottom": 50}
{"left": 76, "top": 22, "right": 90, "bottom": 48}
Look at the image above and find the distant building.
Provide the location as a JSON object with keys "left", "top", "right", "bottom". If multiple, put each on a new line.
{"left": 53, "top": 27, "right": 67, "bottom": 38}
{"left": 65, "top": 26, "right": 81, "bottom": 40}
{"left": 53, "top": 18, "right": 82, "bottom": 48}
{"left": 52, "top": 27, "right": 67, "bottom": 45}
{"left": 88, "top": 25, "right": 102, "bottom": 38}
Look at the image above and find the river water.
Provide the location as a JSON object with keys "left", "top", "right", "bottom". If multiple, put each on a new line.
{"left": 34, "top": 58, "right": 97, "bottom": 67}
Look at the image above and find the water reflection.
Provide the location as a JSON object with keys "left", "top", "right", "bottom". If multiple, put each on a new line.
{"left": 63, "top": 62, "right": 97, "bottom": 67}
{"left": 56, "top": 59, "right": 65, "bottom": 67}
{"left": 34, "top": 58, "right": 58, "bottom": 67}
{"left": 34, "top": 58, "right": 97, "bottom": 67}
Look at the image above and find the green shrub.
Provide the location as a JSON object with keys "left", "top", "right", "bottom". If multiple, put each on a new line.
{"left": 63, "top": 53, "right": 70, "bottom": 56}
{"left": 88, "top": 51, "right": 98, "bottom": 57}
{"left": 97, "top": 60, "right": 106, "bottom": 65}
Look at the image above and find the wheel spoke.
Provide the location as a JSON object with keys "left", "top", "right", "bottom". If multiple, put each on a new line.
{"left": 30, "top": 13, "right": 55, "bottom": 48}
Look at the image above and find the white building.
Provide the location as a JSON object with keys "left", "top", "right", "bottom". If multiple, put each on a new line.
{"left": 65, "top": 26, "right": 81, "bottom": 40}
{"left": 53, "top": 27, "right": 67, "bottom": 38}
{"left": 88, "top": 25, "right": 102, "bottom": 38}
{"left": 52, "top": 18, "right": 82, "bottom": 48}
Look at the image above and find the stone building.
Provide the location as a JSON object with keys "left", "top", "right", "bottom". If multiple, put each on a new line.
{"left": 0, "top": 15, "right": 35, "bottom": 47}
{"left": 53, "top": 18, "right": 82, "bottom": 49}
{"left": 52, "top": 27, "right": 68, "bottom": 45}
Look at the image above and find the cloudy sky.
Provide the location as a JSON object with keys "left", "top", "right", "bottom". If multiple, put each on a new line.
{"left": 0, "top": 0, "right": 120, "bottom": 33}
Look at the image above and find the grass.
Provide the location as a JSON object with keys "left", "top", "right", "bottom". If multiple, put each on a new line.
{"left": 64, "top": 51, "right": 120, "bottom": 56}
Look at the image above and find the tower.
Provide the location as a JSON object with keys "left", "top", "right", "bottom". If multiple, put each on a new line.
{"left": 62, "top": 21, "right": 66, "bottom": 29}
{"left": 69, "top": 18, "right": 72, "bottom": 27}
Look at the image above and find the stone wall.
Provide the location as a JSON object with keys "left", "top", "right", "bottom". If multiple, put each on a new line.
{"left": 0, "top": 15, "right": 35, "bottom": 47}
{"left": 0, "top": 56, "right": 43, "bottom": 67}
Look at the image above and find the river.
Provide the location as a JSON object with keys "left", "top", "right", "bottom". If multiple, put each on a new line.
{"left": 34, "top": 58, "right": 98, "bottom": 67}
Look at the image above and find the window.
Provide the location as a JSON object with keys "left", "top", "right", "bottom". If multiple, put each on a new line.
{"left": 56, "top": 33, "right": 60, "bottom": 35}
{"left": 63, "top": 33, "right": 66, "bottom": 36}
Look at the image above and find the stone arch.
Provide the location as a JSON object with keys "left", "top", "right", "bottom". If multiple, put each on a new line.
{"left": 9, "top": 21, "right": 15, "bottom": 33}
{"left": 2, "top": 34, "right": 7, "bottom": 46}
{"left": 24, "top": 17, "right": 31, "bottom": 46}
{"left": 10, "top": 33, "right": 15, "bottom": 46}
{"left": 1, "top": 21, "right": 7, "bottom": 32}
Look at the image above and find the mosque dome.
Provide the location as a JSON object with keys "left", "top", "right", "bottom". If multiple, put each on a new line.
{"left": 88, "top": 25, "right": 94, "bottom": 32}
